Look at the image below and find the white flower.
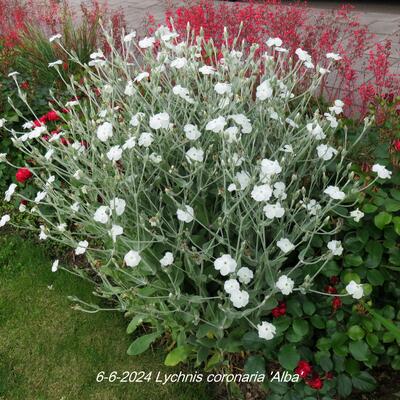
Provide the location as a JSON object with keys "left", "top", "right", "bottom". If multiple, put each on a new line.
{"left": 7, "top": 72, "right": 19, "bottom": 78}
{"left": 230, "top": 289, "right": 249, "bottom": 308}
{"left": 65, "top": 100, "right": 79, "bottom": 107}
{"left": 110, "top": 224, "right": 123, "bottom": 242}
{"left": 256, "top": 80, "right": 273, "bottom": 100}
{"left": 124, "top": 81, "right": 135, "bottom": 96}
{"left": 139, "top": 36, "right": 155, "bottom": 48}
{"left": 303, "top": 199, "right": 321, "bottom": 216}
{"left": 39, "top": 225, "right": 48, "bottom": 240}
{"left": 214, "top": 82, "right": 232, "bottom": 95}
{"left": 327, "top": 52, "right": 342, "bottom": 61}
{"left": 34, "top": 191, "right": 47, "bottom": 204}
{"left": 276, "top": 275, "right": 294, "bottom": 295}
{"left": 186, "top": 147, "right": 204, "bottom": 163}
{"left": 277, "top": 238, "right": 295, "bottom": 253}
{"left": 237, "top": 267, "right": 254, "bottom": 284}
{"left": 281, "top": 144, "right": 294, "bottom": 153}
{"left": 170, "top": 57, "right": 187, "bottom": 69}
{"left": 223, "top": 126, "right": 240, "bottom": 143}
{"left": 214, "top": 254, "right": 237, "bottom": 276}
{"left": 263, "top": 202, "right": 285, "bottom": 219}
{"left": 70, "top": 202, "right": 80, "bottom": 212}
{"left": 295, "top": 48, "right": 313, "bottom": 68}
{"left": 173, "top": 85, "right": 194, "bottom": 103}
{"left": 149, "top": 153, "right": 162, "bottom": 163}
{"left": 329, "top": 99, "right": 344, "bottom": 115}
{"left": 318, "top": 67, "right": 330, "bottom": 75}
{"left": 177, "top": 205, "right": 194, "bottom": 223}
{"left": 324, "top": 186, "right": 345, "bottom": 200}
{"left": 75, "top": 240, "right": 88, "bottom": 255}
{"left": 317, "top": 144, "right": 338, "bottom": 161}
{"left": 260, "top": 159, "right": 282, "bottom": 179}
{"left": 138, "top": 132, "right": 154, "bottom": 147}
{"left": 44, "top": 149, "right": 54, "bottom": 160}
{"left": 205, "top": 116, "right": 226, "bottom": 133}
{"left": 49, "top": 33, "right": 62, "bottom": 42}
{"left": 51, "top": 259, "right": 59, "bottom": 272}
{"left": 273, "top": 182, "right": 287, "bottom": 200}
{"left": 123, "top": 137, "right": 136, "bottom": 150}
{"left": 90, "top": 50, "right": 104, "bottom": 59}
{"left": 57, "top": 223, "right": 67, "bottom": 232}
{"left": 22, "top": 121, "right": 33, "bottom": 129}
{"left": 149, "top": 112, "right": 170, "bottom": 130}
{"left": 0, "top": 153, "right": 6, "bottom": 162}
{"left": 0, "top": 214, "right": 10, "bottom": 227}
{"left": 224, "top": 279, "right": 240, "bottom": 294}
{"left": 327, "top": 240, "right": 343, "bottom": 256}
{"left": 124, "top": 250, "right": 141, "bottom": 267}
{"left": 199, "top": 65, "right": 216, "bottom": 75}
{"left": 96, "top": 122, "right": 113, "bottom": 142}
{"left": 19, "top": 203, "right": 26, "bottom": 212}
{"left": 350, "top": 208, "right": 364, "bottom": 222}
{"left": 346, "top": 280, "right": 364, "bottom": 300}
{"left": 123, "top": 31, "right": 137, "bottom": 42}
{"left": 228, "top": 170, "right": 250, "bottom": 192}
{"left": 184, "top": 124, "right": 201, "bottom": 140}
{"left": 130, "top": 112, "right": 144, "bottom": 127}
{"left": 160, "top": 252, "right": 174, "bottom": 267}
{"left": 229, "top": 114, "right": 252, "bottom": 133}
{"left": 266, "top": 37, "right": 282, "bottom": 47}
{"left": 257, "top": 321, "right": 276, "bottom": 340}
{"left": 73, "top": 170, "right": 82, "bottom": 180}
{"left": 251, "top": 184, "right": 273, "bottom": 202}
{"left": 307, "top": 123, "right": 326, "bottom": 140}
{"left": 372, "top": 164, "right": 392, "bottom": 179}
{"left": 324, "top": 113, "right": 338, "bottom": 128}
{"left": 94, "top": 205, "right": 110, "bottom": 224}
{"left": 106, "top": 145, "right": 123, "bottom": 162}
{"left": 4, "top": 183, "right": 17, "bottom": 202}
{"left": 48, "top": 60, "right": 63, "bottom": 68}
{"left": 110, "top": 198, "right": 126, "bottom": 216}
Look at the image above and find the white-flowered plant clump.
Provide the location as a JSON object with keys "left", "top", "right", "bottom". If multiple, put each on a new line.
{"left": 1, "top": 26, "right": 387, "bottom": 346}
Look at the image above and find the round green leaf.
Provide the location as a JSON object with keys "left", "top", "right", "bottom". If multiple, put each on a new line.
{"left": 347, "top": 325, "right": 365, "bottom": 341}
{"left": 278, "top": 344, "right": 300, "bottom": 370}
{"left": 349, "top": 340, "right": 369, "bottom": 361}
{"left": 374, "top": 211, "right": 392, "bottom": 229}
{"left": 352, "top": 371, "right": 376, "bottom": 391}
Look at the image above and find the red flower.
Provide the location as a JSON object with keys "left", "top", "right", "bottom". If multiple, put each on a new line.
{"left": 16, "top": 167, "right": 32, "bottom": 183}
{"left": 20, "top": 81, "right": 30, "bottom": 90}
{"left": 393, "top": 139, "right": 400, "bottom": 152}
{"left": 271, "top": 302, "right": 286, "bottom": 318}
{"left": 60, "top": 137, "right": 70, "bottom": 146}
{"left": 332, "top": 296, "right": 342, "bottom": 311}
{"left": 325, "top": 371, "right": 334, "bottom": 380}
{"left": 325, "top": 285, "right": 337, "bottom": 294}
{"left": 33, "top": 116, "right": 47, "bottom": 127}
{"left": 20, "top": 199, "right": 27, "bottom": 205}
{"left": 330, "top": 276, "right": 339, "bottom": 285}
{"left": 295, "top": 360, "right": 312, "bottom": 379}
{"left": 306, "top": 376, "right": 324, "bottom": 390}
{"left": 45, "top": 110, "right": 60, "bottom": 121}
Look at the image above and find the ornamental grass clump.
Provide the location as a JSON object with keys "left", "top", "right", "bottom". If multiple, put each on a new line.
{"left": 0, "top": 26, "right": 392, "bottom": 363}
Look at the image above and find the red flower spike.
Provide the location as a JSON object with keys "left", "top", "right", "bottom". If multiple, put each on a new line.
{"left": 393, "top": 139, "right": 400, "bottom": 152}
{"left": 16, "top": 167, "right": 32, "bottom": 183}
{"left": 45, "top": 110, "right": 60, "bottom": 121}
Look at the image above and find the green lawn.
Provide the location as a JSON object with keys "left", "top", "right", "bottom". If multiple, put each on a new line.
{"left": 0, "top": 234, "right": 213, "bottom": 400}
